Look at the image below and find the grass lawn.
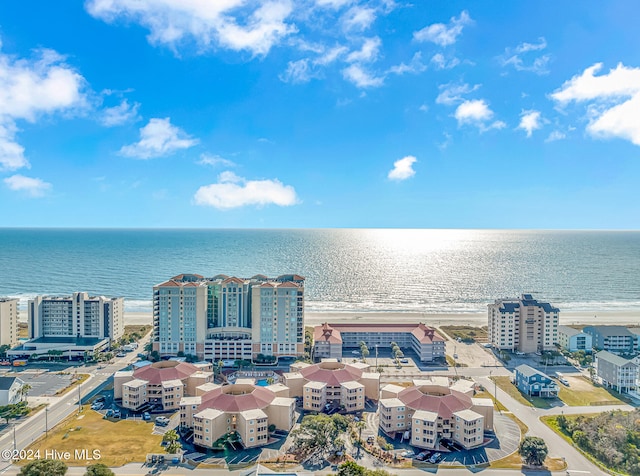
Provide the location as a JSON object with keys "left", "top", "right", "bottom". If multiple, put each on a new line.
{"left": 490, "top": 376, "right": 552, "bottom": 409}
{"left": 490, "top": 452, "right": 566, "bottom": 471}
{"left": 440, "top": 325, "right": 488, "bottom": 342}
{"left": 121, "top": 325, "right": 152, "bottom": 343}
{"left": 25, "top": 408, "right": 163, "bottom": 466}
{"left": 445, "top": 355, "right": 468, "bottom": 367}
{"left": 557, "top": 376, "right": 622, "bottom": 406}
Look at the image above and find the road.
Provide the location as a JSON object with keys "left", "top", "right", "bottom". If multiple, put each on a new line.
{"left": 0, "top": 337, "right": 149, "bottom": 474}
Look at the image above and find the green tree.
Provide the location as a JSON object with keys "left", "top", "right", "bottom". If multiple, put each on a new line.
{"left": 0, "top": 344, "right": 10, "bottom": 359}
{"left": 19, "top": 383, "right": 32, "bottom": 402}
{"left": 519, "top": 436, "right": 548, "bottom": 466}
{"left": 337, "top": 461, "right": 365, "bottom": 476}
{"left": 291, "top": 414, "right": 350, "bottom": 458}
{"left": 84, "top": 463, "right": 114, "bottom": 476}
{"left": 163, "top": 429, "right": 182, "bottom": 454}
{"left": 149, "top": 350, "right": 160, "bottom": 362}
{"left": 18, "top": 459, "right": 67, "bottom": 476}
{"left": 0, "top": 401, "right": 30, "bottom": 425}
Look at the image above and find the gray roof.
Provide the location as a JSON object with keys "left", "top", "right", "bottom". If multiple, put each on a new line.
{"left": 596, "top": 350, "right": 637, "bottom": 367}
{"left": 583, "top": 326, "right": 635, "bottom": 338}
{"left": 0, "top": 376, "right": 19, "bottom": 391}
{"left": 558, "top": 325, "right": 585, "bottom": 337}
{"left": 515, "top": 364, "right": 552, "bottom": 380}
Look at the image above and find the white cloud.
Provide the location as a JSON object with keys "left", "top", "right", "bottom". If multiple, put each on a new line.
{"left": 346, "top": 37, "right": 381, "bottom": 63}
{"left": 198, "top": 153, "right": 235, "bottom": 167}
{"left": 315, "top": 0, "right": 352, "bottom": 8}
{"left": 4, "top": 174, "right": 51, "bottom": 197}
{"left": 388, "top": 155, "right": 417, "bottom": 181}
{"left": 518, "top": 110, "right": 543, "bottom": 137}
{"left": 0, "top": 123, "right": 28, "bottom": 171}
{"left": 0, "top": 45, "right": 88, "bottom": 170}
{"left": 551, "top": 63, "right": 640, "bottom": 146}
{"left": 314, "top": 45, "right": 348, "bottom": 66}
{"left": 280, "top": 58, "right": 313, "bottom": 83}
{"left": 119, "top": 117, "right": 198, "bottom": 159}
{"left": 342, "top": 64, "right": 384, "bottom": 88}
{"left": 454, "top": 99, "right": 505, "bottom": 131}
{"left": 413, "top": 10, "right": 472, "bottom": 47}
{"left": 86, "top": 0, "right": 296, "bottom": 57}
{"left": 100, "top": 99, "right": 140, "bottom": 126}
{"left": 388, "top": 52, "right": 426, "bottom": 75}
{"left": 194, "top": 171, "right": 298, "bottom": 209}
{"left": 436, "top": 81, "right": 480, "bottom": 105}
{"left": 545, "top": 130, "right": 566, "bottom": 142}
{"left": 342, "top": 6, "right": 376, "bottom": 31}
{"left": 500, "top": 37, "right": 550, "bottom": 75}
{"left": 430, "top": 53, "right": 460, "bottom": 70}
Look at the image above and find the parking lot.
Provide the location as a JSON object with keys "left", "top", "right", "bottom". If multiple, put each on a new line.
{"left": 2, "top": 369, "right": 75, "bottom": 396}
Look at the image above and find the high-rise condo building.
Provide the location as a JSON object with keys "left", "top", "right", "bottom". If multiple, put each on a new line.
{"left": 28, "top": 292, "right": 124, "bottom": 341}
{"left": 0, "top": 298, "right": 19, "bottom": 348}
{"left": 153, "top": 274, "right": 305, "bottom": 361}
{"left": 487, "top": 294, "right": 559, "bottom": 353}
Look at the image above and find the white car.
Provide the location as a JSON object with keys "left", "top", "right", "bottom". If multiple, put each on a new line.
{"left": 155, "top": 416, "right": 171, "bottom": 426}
{"left": 400, "top": 450, "right": 414, "bottom": 458}
{"left": 351, "top": 350, "right": 360, "bottom": 355}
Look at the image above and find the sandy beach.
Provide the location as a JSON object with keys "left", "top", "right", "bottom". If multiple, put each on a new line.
{"left": 124, "top": 309, "right": 640, "bottom": 328}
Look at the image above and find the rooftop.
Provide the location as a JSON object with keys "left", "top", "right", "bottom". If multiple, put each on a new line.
{"left": 313, "top": 322, "right": 444, "bottom": 345}
{"left": 133, "top": 360, "right": 204, "bottom": 385}
{"left": 198, "top": 383, "right": 282, "bottom": 413}
{"left": 515, "top": 364, "right": 553, "bottom": 380}
{"left": 584, "top": 326, "right": 636, "bottom": 338}
{"left": 596, "top": 350, "right": 637, "bottom": 367}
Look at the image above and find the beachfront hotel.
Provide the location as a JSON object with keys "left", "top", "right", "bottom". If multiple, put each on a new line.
{"left": 8, "top": 292, "right": 124, "bottom": 359}
{"left": 282, "top": 360, "right": 380, "bottom": 413}
{"left": 313, "top": 323, "right": 446, "bottom": 363}
{"left": 153, "top": 274, "right": 305, "bottom": 361}
{"left": 0, "top": 298, "right": 19, "bottom": 348}
{"left": 378, "top": 377, "right": 493, "bottom": 450}
{"left": 487, "top": 294, "right": 559, "bottom": 353}
{"left": 114, "top": 360, "right": 214, "bottom": 411}
{"left": 179, "top": 380, "right": 296, "bottom": 449}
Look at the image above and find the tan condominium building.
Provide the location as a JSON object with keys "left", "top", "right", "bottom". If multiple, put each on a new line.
{"left": 115, "top": 360, "right": 213, "bottom": 411}
{"left": 0, "top": 298, "right": 19, "bottom": 348}
{"left": 179, "top": 380, "right": 295, "bottom": 449}
{"left": 379, "top": 377, "right": 493, "bottom": 450}
{"left": 313, "top": 323, "right": 445, "bottom": 362}
{"left": 283, "top": 360, "right": 380, "bottom": 413}
{"left": 153, "top": 273, "right": 304, "bottom": 361}
{"left": 488, "top": 294, "right": 559, "bottom": 353}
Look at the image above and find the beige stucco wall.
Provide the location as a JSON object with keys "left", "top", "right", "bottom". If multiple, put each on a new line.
{"left": 282, "top": 373, "right": 305, "bottom": 397}
{"left": 113, "top": 371, "right": 134, "bottom": 399}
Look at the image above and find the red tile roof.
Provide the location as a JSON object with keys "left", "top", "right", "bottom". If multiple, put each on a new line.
{"left": 199, "top": 384, "right": 276, "bottom": 413}
{"left": 398, "top": 387, "right": 473, "bottom": 419}
{"left": 314, "top": 323, "right": 343, "bottom": 344}
{"left": 313, "top": 323, "right": 443, "bottom": 344}
{"left": 299, "top": 362, "right": 363, "bottom": 386}
{"left": 133, "top": 361, "right": 201, "bottom": 385}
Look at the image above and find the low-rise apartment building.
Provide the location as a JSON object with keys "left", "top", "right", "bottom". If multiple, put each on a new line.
{"left": 179, "top": 381, "right": 295, "bottom": 449}
{"left": 557, "top": 326, "right": 592, "bottom": 353}
{"left": 115, "top": 360, "right": 213, "bottom": 411}
{"left": 583, "top": 326, "right": 638, "bottom": 355}
{"left": 595, "top": 350, "right": 638, "bottom": 393}
{"left": 313, "top": 323, "right": 445, "bottom": 363}
{"left": 282, "top": 360, "right": 379, "bottom": 413}
{"left": 378, "top": 377, "right": 493, "bottom": 450}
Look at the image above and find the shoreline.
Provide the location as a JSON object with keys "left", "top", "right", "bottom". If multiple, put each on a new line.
{"left": 122, "top": 309, "right": 639, "bottom": 328}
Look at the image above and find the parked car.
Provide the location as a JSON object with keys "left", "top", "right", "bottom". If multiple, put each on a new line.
{"left": 113, "top": 409, "right": 121, "bottom": 418}
{"left": 515, "top": 351, "right": 525, "bottom": 356}
{"left": 116, "top": 352, "right": 126, "bottom": 358}
{"left": 351, "top": 350, "right": 360, "bottom": 355}
{"left": 429, "top": 453, "right": 442, "bottom": 464}
{"left": 400, "top": 450, "right": 414, "bottom": 458}
{"left": 415, "top": 451, "right": 431, "bottom": 461}
{"left": 155, "top": 416, "right": 170, "bottom": 426}
{"left": 95, "top": 396, "right": 106, "bottom": 403}
{"left": 143, "top": 412, "right": 151, "bottom": 421}
{"left": 105, "top": 409, "right": 114, "bottom": 418}
{"left": 399, "top": 358, "right": 409, "bottom": 363}
{"left": 91, "top": 402, "right": 104, "bottom": 410}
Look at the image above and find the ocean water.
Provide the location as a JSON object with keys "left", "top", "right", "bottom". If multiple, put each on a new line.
{"left": 0, "top": 228, "right": 639, "bottom": 315}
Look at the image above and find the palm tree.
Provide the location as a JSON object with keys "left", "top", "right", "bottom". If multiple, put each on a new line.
{"left": 19, "top": 384, "right": 32, "bottom": 402}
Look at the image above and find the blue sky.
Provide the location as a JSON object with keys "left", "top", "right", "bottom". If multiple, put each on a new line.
{"left": 0, "top": 1, "right": 639, "bottom": 228}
